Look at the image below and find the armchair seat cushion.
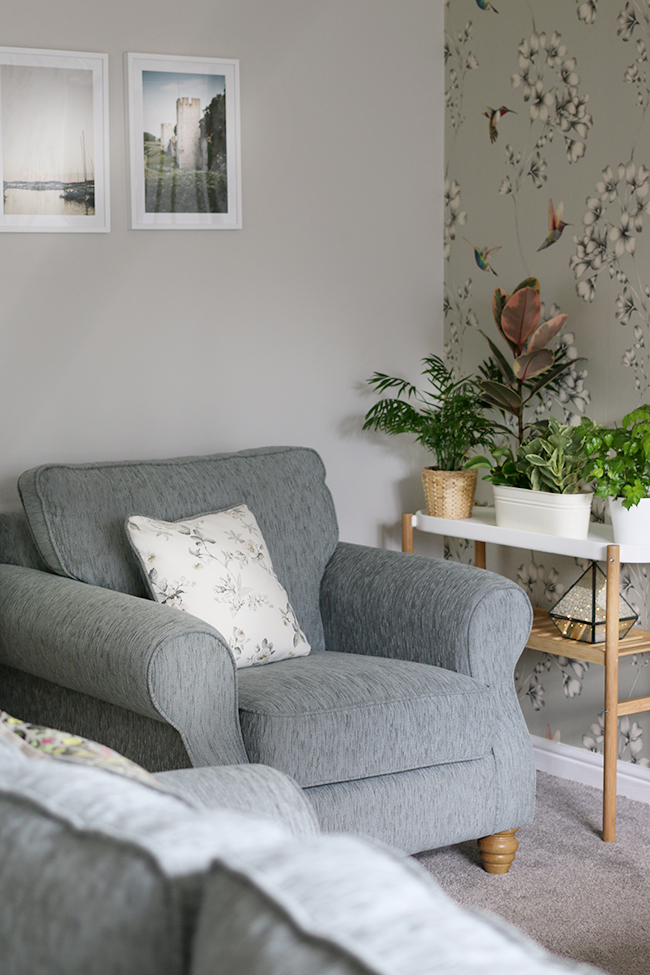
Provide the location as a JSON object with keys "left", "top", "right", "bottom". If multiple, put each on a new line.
{"left": 237, "top": 651, "right": 495, "bottom": 788}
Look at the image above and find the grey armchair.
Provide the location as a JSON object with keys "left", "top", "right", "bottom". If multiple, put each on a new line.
{"left": 0, "top": 446, "right": 535, "bottom": 869}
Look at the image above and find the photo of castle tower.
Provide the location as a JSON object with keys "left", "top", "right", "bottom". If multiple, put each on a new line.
{"left": 142, "top": 71, "right": 227, "bottom": 214}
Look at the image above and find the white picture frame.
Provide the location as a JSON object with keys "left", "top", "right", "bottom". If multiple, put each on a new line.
{"left": 125, "top": 52, "right": 242, "bottom": 230}
{"left": 0, "top": 46, "right": 109, "bottom": 233}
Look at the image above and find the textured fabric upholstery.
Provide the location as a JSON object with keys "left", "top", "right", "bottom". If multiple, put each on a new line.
{"left": 0, "top": 747, "right": 599, "bottom": 975}
{"left": 191, "top": 833, "right": 602, "bottom": 975}
{"left": 321, "top": 542, "right": 533, "bottom": 681}
{"left": 0, "top": 447, "right": 537, "bottom": 859}
{"left": 156, "top": 764, "right": 320, "bottom": 838}
{"left": 304, "top": 757, "right": 499, "bottom": 854}
{"left": 0, "top": 511, "right": 45, "bottom": 570}
{"left": 0, "top": 563, "right": 248, "bottom": 768}
{"left": 0, "top": 750, "right": 291, "bottom": 975}
{"left": 0, "top": 664, "right": 194, "bottom": 772}
{"left": 238, "top": 651, "right": 494, "bottom": 787}
{"left": 320, "top": 542, "right": 536, "bottom": 832}
{"left": 18, "top": 447, "right": 339, "bottom": 650}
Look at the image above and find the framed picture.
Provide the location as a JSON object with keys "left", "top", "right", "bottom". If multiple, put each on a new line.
{"left": 125, "top": 53, "right": 242, "bottom": 230}
{"left": 0, "top": 47, "right": 109, "bottom": 233}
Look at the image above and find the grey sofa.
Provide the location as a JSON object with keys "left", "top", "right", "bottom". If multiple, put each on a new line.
{"left": 0, "top": 446, "right": 535, "bottom": 865}
{"left": 0, "top": 737, "right": 603, "bottom": 975}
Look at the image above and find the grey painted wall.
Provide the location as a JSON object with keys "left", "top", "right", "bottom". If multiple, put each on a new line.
{"left": 0, "top": 0, "right": 443, "bottom": 548}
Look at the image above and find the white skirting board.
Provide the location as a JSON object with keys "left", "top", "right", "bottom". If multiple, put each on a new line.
{"left": 531, "top": 734, "right": 650, "bottom": 806}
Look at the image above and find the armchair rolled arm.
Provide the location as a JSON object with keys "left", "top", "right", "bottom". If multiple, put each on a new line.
{"left": 320, "top": 542, "right": 533, "bottom": 685}
{"left": 0, "top": 564, "right": 248, "bottom": 767}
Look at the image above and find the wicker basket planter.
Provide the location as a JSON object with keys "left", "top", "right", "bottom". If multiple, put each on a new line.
{"left": 421, "top": 468, "right": 477, "bottom": 520}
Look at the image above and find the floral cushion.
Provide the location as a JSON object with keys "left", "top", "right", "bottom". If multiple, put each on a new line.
{"left": 0, "top": 710, "right": 168, "bottom": 791}
{"left": 126, "top": 505, "right": 311, "bottom": 669}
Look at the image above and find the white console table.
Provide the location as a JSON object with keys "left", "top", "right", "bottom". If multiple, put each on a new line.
{"left": 402, "top": 507, "right": 650, "bottom": 842}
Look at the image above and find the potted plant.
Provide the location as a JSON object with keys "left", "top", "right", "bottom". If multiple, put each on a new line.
{"left": 585, "top": 405, "right": 650, "bottom": 543}
{"left": 362, "top": 355, "right": 495, "bottom": 518}
{"left": 477, "top": 277, "right": 585, "bottom": 445}
{"left": 467, "top": 417, "right": 595, "bottom": 538}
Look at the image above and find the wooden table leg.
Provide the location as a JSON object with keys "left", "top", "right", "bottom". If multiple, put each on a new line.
{"left": 603, "top": 544, "right": 620, "bottom": 842}
{"left": 402, "top": 513, "right": 414, "bottom": 554}
{"left": 474, "top": 539, "right": 486, "bottom": 570}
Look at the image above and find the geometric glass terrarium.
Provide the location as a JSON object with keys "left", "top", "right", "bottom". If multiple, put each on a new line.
{"left": 549, "top": 563, "right": 638, "bottom": 644}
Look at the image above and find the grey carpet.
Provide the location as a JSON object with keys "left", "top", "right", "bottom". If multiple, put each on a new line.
{"left": 416, "top": 771, "right": 650, "bottom": 975}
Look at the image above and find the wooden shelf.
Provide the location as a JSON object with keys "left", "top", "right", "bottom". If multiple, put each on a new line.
{"left": 402, "top": 509, "right": 650, "bottom": 842}
{"left": 528, "top": 608, "right": 650, "bottom": 666}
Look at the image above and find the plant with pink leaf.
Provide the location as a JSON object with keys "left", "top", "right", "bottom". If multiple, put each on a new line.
{"left": 477, "top": 277, "right": 585, "bottom": 444}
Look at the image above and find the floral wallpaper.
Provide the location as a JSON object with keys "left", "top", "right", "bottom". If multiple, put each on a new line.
{"left": 444, "top": 0, "right": 650, "bottom": 767}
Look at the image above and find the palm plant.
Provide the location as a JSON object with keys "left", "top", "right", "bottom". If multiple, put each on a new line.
{"left": 363, "top": 355, "right": 495, "bottom": 470}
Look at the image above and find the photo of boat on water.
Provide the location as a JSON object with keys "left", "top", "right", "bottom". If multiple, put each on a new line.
{"left": 1, "top": 63, "right": 95, "bottom": 216}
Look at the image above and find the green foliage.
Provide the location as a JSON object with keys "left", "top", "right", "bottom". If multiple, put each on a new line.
{"left": 200, "top": 94, "right": 227, "bottom": 173}
{"left": 144, "top": 169, "right": 227, "bottom": 213}
{"left": 477, "top": 278, "right": 585, "bottom": 444}
{"left": 467, "top": 417, "right": 595, "bottom": 494}
{"left": 585, "top": 405, "right": 650, "bottom": 508}
{"left": 363, "top": 356, "right": 495, "bottom": 471}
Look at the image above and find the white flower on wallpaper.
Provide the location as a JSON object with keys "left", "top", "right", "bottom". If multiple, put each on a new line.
{"left": 583, "top": 712, "right": 650, "bottom": 765}
{"left": 571, "top": 160, "right": 650, "bottom": 392}
{"left": 576, "top": 1, "right": 599, "bottom": 26}
{"left": 444, "top": 178, "right": 467, "bottom": 260}
{"left": 445, "top": 20, "right": 478, "bottom": 142}
{"left": 621, "top": 562, "right": 650, "bottom": 628}
{"left": 509, "top": 29, "right": 592, "bottom": 171}
{"left": 443, "top": 278, "right": 478, "bottom": 378}
{"left": 516, "top": 558, "right": 565, "bottom": 605}
{"left": 516, "top": 651, "right": 589, "bottom": 711}
{"left": 618, "top": 2, "right": 644, "bottom": 43}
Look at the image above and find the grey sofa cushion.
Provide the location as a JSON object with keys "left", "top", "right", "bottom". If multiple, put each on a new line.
{"left": 191, "top": 833, "right": 603, "bottom": 975}
{"left": 237, "top": 650, "right": 495, "bottom": 787}
{"left": 156, "top": 764, "right": 320, "bottom": 838}
{"left": 0, "top": 751, "right": 292, "bottom": 975}
{"left": 0, "top": 511, "right": 45, "bottom": 570}
{"left": 18, "top": 447, "right": 339, "bottom": 650}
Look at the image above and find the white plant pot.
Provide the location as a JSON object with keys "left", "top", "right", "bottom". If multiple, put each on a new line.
{"left": 609, "top": 497, "right": 650, "bottom": 544}
{"left": 493, "top": 485, "right": 593, "bottom": 539}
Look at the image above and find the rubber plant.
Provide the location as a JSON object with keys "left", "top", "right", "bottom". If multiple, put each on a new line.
{"left": 478, "top": 277, "right": 585, "bottom": 445}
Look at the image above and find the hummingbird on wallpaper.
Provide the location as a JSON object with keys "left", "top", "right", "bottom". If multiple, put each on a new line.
{"left": 483, "top": 106, "right": 516, "bottom": 143}
{"left": 464, "top": 238, "right": 501, "bottom": 276}
{"left": 475, "top": 0, "right": 498, "bottom": 11}
{"left": 537, "top": 199, "right": 571, "bottom": 251}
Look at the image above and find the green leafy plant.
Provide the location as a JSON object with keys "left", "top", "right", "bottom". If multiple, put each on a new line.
{"left": 585, "top": 405, "right": 650, "bottom": 508}
{"left": 478, "top": 278, "right": 585, "bottom": 445}
{"left": 363, "top": 355, "right": 495, "bottom": 471}
{"left": 467, "top": 417, "right": 595, "bottom": 494}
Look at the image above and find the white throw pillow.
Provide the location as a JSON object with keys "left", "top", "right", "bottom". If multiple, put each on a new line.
{"left": 126, "top": 505, "right": 311, "bottom": 669}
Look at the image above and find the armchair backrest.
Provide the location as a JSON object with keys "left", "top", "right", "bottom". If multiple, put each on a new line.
{"left": 17, "top": 446, "right": 339, "bottom": 650}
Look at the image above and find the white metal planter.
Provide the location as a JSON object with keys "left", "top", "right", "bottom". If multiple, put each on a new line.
{"left": 493, "top": 485, "right": 593, "bottom": 539}
{"left": 609, "top": 497, "right": 650, "bottom": 545}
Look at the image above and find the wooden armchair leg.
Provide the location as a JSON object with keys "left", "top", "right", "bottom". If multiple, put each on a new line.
{"left": 477, "top": 829, "right": 519, "bottom": 874}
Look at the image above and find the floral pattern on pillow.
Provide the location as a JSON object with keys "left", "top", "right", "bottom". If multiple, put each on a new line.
{"left": 0, "top": 711, "right": 168, "bottom": 791}
{"left": 126, "top": 504, "right": 311, "bottom": 669}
